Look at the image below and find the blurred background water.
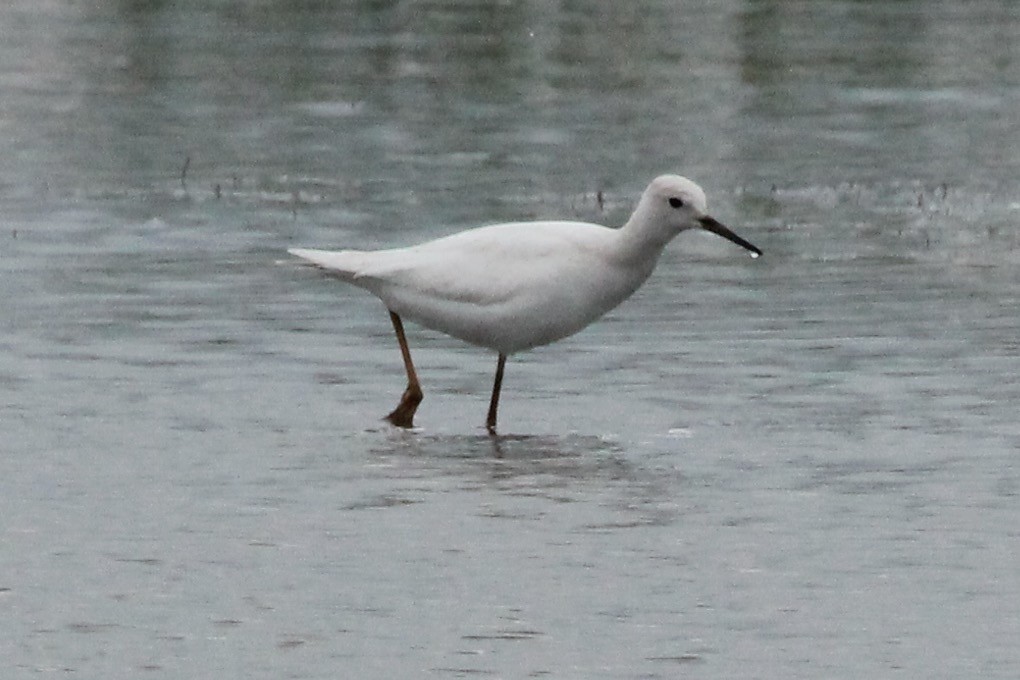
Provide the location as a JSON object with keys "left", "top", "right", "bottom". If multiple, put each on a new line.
{"left": 2, "top": 1, "right": 1019, "bottom": 678}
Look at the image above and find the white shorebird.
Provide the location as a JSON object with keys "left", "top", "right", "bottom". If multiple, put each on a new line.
{"left": 289, "top": 175, "right": 761, "bottom": 433}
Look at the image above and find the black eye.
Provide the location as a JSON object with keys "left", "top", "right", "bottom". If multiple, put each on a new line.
{"left": 668, "top": 197, "right": 684, "bottom": 209}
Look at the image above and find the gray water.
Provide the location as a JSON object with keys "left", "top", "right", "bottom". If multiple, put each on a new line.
{"left": 3, "top": 1, "right": 1019, "bottom": 678}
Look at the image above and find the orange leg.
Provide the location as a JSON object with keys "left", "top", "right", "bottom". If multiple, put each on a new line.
{"left": 486, "top": 353, "right": 507, "bottom": 435}
{"left": 385, "top": 311, "right": 423, "bottom": 428}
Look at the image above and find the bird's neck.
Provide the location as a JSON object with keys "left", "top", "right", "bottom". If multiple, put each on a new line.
{"left": 614, "top": 216, "right": 673, "bottom": 268}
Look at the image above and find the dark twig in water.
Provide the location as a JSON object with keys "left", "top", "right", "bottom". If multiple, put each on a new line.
{"left": 180, "top": 155, "right": 190, "bottom": 190}
{"left": 596, "top": 189, "right": 604, "bottom": 212}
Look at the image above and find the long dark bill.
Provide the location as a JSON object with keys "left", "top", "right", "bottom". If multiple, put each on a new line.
{"left": 698, "top": 216, "right": 762, "bottom": 258}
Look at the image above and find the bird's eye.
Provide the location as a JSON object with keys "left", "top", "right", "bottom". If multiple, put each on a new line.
{"left": 668, "top": 197, "right": 684, "bottom": 209}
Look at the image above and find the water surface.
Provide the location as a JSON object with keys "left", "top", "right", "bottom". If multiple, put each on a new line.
{"left": 2, "top": 1, "right": 1019, "bottom": 678}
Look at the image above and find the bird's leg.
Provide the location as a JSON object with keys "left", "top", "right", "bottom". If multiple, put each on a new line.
{"left": 385, "top": 311, "right": 423, "bottom": 428}
{"left": 486, "top": 353, "right": 507, "bottom": 435}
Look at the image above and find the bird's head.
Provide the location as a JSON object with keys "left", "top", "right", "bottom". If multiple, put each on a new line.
{"left": 629, "top": 175, "right": 761, "bottom": 257}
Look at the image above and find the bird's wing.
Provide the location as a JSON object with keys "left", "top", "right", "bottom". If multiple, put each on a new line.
{"left": 290, "top": 222, "right": 616, "bottom": 307}
{"left": 288, "top": 244, "right": 505, "bottom": 304}
{"left": 356, "top": 222, "right": 614, "bottom": 307}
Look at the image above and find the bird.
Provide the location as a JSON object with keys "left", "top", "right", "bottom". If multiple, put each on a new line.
{"left": 289, "top": 174, "right": 761, "bottom": 434}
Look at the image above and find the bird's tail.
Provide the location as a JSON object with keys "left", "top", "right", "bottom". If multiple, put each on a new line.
{"left": 287, "top": 248, "right": 366, "bottom": 282}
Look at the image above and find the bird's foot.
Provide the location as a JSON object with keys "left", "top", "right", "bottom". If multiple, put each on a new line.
{"left": 385, "top": 384, "right": 423, "bottom": 428}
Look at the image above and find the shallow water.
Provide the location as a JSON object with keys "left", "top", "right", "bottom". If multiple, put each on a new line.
{"left": 2, "top": 1, "right": 1019, "bottom": 678}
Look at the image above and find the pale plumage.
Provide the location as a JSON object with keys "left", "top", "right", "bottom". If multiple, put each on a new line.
{"left": 290, "top": 221, "right": 648, "bottom": 354}
{"left": 290, "top": 175, "right": 761, "bottom": 432}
